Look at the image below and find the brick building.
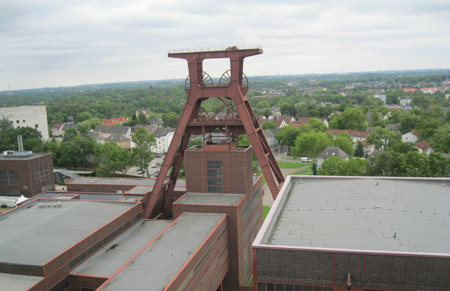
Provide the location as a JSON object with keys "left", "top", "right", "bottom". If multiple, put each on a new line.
{"left": 253, "top": 176, "right": 450, "bottom": 291}
{"left": 0, "top": 151, "right": 54, "bottom": 197}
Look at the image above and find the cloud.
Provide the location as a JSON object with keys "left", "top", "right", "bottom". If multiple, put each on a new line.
{"left": 1, "top": 0, "right": 449, "bottom": 90}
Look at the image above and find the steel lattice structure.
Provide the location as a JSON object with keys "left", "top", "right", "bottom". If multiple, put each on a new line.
{"left": 143, "top": 47, "right": 284, "bottom": 219}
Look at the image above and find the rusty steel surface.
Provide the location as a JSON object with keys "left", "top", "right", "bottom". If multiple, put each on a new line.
{"left": 143, "top": 47, "right": 284, "bottom": 219}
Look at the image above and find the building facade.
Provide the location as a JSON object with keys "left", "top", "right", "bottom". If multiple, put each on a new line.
{"left": 0, "top": 105, "right": 49, "bottom": 140}
{"left": 0, "top": 151, "right": 54, "bottom": 197}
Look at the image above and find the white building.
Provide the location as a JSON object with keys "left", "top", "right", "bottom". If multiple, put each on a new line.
{"left": 0, "top": 106, "right": 49, "bottom": 140}
{"left": 402, "top": 131, "right": 419, "bottom": 143}
{"left": 151, "top": 128, "right": 175, "bottom": 154}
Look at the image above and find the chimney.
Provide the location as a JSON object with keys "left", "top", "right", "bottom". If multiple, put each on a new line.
{"left": 17, "top": 135, "right": 24, "bottom": 151}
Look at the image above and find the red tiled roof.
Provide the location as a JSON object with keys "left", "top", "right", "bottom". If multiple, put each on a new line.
{"left": 415, "top": 141, "right": 430, "bottom": 150}
{"left": 102, "top": 116, "right": 128, "bottom": 126}
{"left": 328, "top": 129, "right": 369, "bottom": 138}
{"left": 53, "top": 123, "right": 63, "bottom": 130}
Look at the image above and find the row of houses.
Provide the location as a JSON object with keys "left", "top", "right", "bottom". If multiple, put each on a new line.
{"left": 52, "top": 123, "right": 174, "bottom": 154}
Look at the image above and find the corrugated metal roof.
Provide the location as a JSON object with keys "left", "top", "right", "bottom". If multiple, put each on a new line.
{"left": 72, "top": 220, "right": 171, "bottom": 277}
{"left": 101, "top": 213, "right": 226, "bottom": 291}
{"left": 263, "top": 177, "right": 450, "bottom": 254}
{"left": 0, "top": 200, "right": 136, "bottom": 266}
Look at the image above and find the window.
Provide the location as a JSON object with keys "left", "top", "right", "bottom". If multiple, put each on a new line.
{"left": 16, "top": 120, "right": 19, "bottom": 123}
{"left": 0, "top": 170, "right": 19, "bottom": 185}
{"left": 207, "top": 160, "right": 223, "bottom": 193}
{"left": 35, "top": 124, "right": 39, "bottom": 128}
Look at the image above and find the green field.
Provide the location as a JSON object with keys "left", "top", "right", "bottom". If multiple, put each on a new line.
{"left": 277, "top": 161, "right": 307, "bottom": 169}
{"left": 263, "top": 205, "right": 271, "bottom": 220}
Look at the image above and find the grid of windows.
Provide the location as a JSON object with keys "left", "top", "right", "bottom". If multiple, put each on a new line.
{"left": 258, "top": 282, "right": 332, "bottom": 291}
{"left": 0, "top": 170, "right": 19, "bottom": 185}
{"left": 207, "top": 160, "right": 223, "bottom": 193}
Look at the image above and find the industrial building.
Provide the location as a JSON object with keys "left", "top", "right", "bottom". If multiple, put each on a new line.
{"left": 0, "top": 105, "right": 50, "bottom": 140}
{"left": 2, "top": 48, "right": 449, "bottom": 291}
{"left": 0, "top": 151, "right": 54, "bottom": 197}
{"left": 253, "top": 176, "right": 450, "bottom": 291}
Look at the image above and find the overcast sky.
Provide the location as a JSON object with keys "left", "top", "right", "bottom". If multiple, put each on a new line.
{"left": 1, "top": 0, "right": 449, "bottom": 91}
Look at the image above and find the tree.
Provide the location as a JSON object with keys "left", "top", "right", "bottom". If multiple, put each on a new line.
{"left": 369, "top": 152, "right": 403, "bottom": 176}
{"left": 75, "top": 111, "right": 93, "bottom": 123}
{"left": 138, "top": 112, "right": 148, "bottom": 125}
{"left": 318, "top": 156, "right": 345, "bottom": 175}
{"left": 275, "top": 125, "right": 300, "bottom": 148}
{"left": 430, "top": 125, "right": 450, "bottom": 153}
{"left": 298, "top": 118, "right": 327, "bottom": 134}
{"left": 427, "top": 152, "right": 450, "bottom": 177}
{"left": 261, "top": 121, "right": 277, "bottom": 130}
{"left": 354, "top": 141, "right": 364, "bottom": 157}
{"left": 333, "top": 137, "right": 354, "bottom": 156}
{"left": 238, "top": 134, "right": 250, "bottom": 146}
{"left": 366, "top": 127, "right": 401, "bottom": 151}
{"left": 58, "top": 136, "right": 95, "bottom": 168}
{"left": 343, "top": 158, "right": 369, "bottom": 176}
{"left": 63, "top": 128, "right": 78, "bottom": 142}
{"left": 77, "top": 118, "right": 102, "bottom": 136}
{"left": 95, "top": 142, "right": 132, "bottom": 176}
{"left": 131, "top": 127, "right": 156, "bottom": 177}
{"left": 291, "top": 131, "right": 332, "bottom": 157}
{"left": 162, "top": 112, "right": 179, "bottom": 128}
{"left": 280, "top": 103, "right": 295, "bottom": 116}
{"left": 256, "top": 101, "right": 270, "bottom": 109}
{"left": 0, "top": 126, "right": 43, "bottom": 152}
{"left": 0, "top": 117, "right": 13, "bottom": 133}
{"left": 329, "top": 108, "right": 367, "bottom": 131}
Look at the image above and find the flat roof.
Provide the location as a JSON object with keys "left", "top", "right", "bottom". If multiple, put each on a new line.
{"left": 72, "top": 220, "right": 171, "bottom": 277}
{"left": 24, "top": 192, "right": 130, "bottom": 204}
{"left": 126, "top": 186, "right": 153, "bottom": 194}
{"left": 0, "top": 199, "right": 136, "bottom": 266}
{"left": 0, "top": 273, "right": 43, "bottom": 291}
{"left": 70, "top": 177, "right": 186, "bottom": 188}
{"left": 176, "top": 192, "right": 243, "bottom": 206}
{"left": 100, "top": 212, "right": 226, "bottom": 290}
{"left": 256, "top": 176, "right": 450, "bottom": 255}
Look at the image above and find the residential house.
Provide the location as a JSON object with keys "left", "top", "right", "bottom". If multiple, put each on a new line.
{"left": 149, "top": 117, "right": 162, "bottom": 125}
{"left": 101, "top": 117, "right": 128, "bottom": 126}
{"left": 415, "top": 141, "right": 432, "bottom": 155}
{"left": 151, "top": 127, "right": 175, "bottom": 154}
{"left": 421, "top": 87, "right": 440, "bottom": 94}
{"left": 272, "top": 116, "right": 295, "bottom": 128}
{"left": 317, "top": 146, "right": 350, "bottom": 168}
{"left": 51, "top": 122, "right": 77, "bottom": 141}
{"left": 292, "top": 117, "right": 329, "bottom": 128}
{"left": 136, "top": 109, "right": 151, "bottom": 117}
{"left": 359, "top": 140, "right": 375, "bottom": 156}
{"left": 402, "top": 87, "right": 417, "bottom": 93}
{"left": 52, "top": 123, "right": 64, "bottom": 137}
{"left": 328, "top": 129, "right": 369, "bottom": 144}
{"left": 262, "top": 128, "right": 280, "bottom": 150}
{"left": 402, "top": 131, "right": 419, "bottom": 143}
{"left": 373, "top": 94, "right": 387, "bottom": 104}
{"left": 92, "top": 125, "right": 132, "bottom": 149}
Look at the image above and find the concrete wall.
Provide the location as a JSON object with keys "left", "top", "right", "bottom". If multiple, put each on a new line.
{"left": 0, "top": 106, "right": 49, "bottom": 140}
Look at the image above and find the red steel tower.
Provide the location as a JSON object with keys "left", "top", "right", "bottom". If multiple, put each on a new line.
{"left": 143, "top": 47, "right": 284, "bottom": 219}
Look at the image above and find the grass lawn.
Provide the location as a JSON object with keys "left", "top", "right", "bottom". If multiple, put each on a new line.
{"left": 263, "top": 205, "right": 271, "bottom": 220}
{"left": 277, "top": 161, "right": 307, "bottom": 169}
